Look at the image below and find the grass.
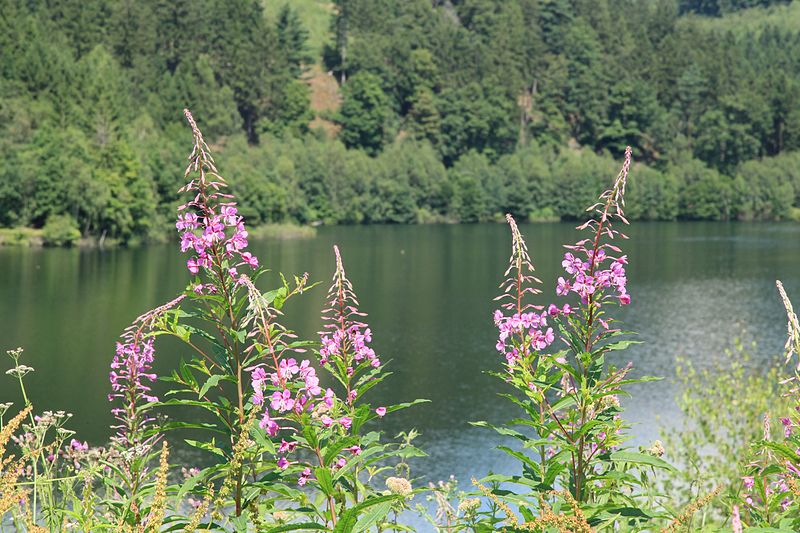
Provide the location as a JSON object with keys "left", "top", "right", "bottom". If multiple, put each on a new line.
{"left": 262, "top": 0, "right": 341, "bottom": 137}
{"left": 249, "top": 223, "right": 317, "bottom": 240}
{"left": 306, "top": 64, "right": 342, "bottom": 137}
{"left": 0, "top": 227, "right": 43, "bottom": 247}
{"left": 682, "top": 2, "right": 800, "bottom": 35}
{"left": 262, "top": 0, "right": 334, "bottom": 57}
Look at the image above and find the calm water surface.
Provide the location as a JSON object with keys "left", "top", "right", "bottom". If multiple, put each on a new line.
{"left": 1, "top": 222, "right": 798, "bottom": 487}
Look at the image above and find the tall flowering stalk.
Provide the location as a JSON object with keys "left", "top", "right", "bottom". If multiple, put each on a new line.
{"left": 319, "top": 245, "right": 383, "bottom": 400}
{"left": 150, "top": 109, "right": 281, "bottom": 519}
{"left": 244, "top": 245, "right": 424, "bottom": 528}
{"left": 480, "top": 147, "right": 670, "bottom": 527}
{"left": 109, "top": 295, "right": 185, "bottom": 450}
{"left": 731, "top": 281, "right": 800, "bottom": 530}
{"left": 107, "top": 294, "right": 184, "bottom": 525}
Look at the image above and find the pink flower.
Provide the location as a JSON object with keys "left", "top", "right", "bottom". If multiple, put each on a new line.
{"left": 731, "top": 504, "right": 742, "bottom": 533}
{"left": 240, "top": 252, "right": 258, "bottom": 268}
{"left": 270, "top": 389, "right": 295, "bottom": 413}
{"left": 298, "top": 467, "right": 312, "bottom": 486}
{"left": 556, "top": 277, "right": 570, "bottom": 296}
{"left": 376, "top": 407, "right": 387, "bottom": 417}
{"left": 259, "top": 413, "right": 279, "bottom": 436}
{"left": 279, "top": 439, "right": 297, "bottom": 454}
{"left": 339, "top": 416, "right": 352, "bottom": 430}
{"left": 781, "top": 417, "right": 793, "bottom": 437}
{"left": 69, "top": 439, "right": 88, "bottom": 452}
{"left": 187, "top": 258, "right": 200, "bottom": 275}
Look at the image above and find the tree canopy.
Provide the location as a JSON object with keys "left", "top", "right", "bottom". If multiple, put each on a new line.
{"left": 2, "top": 0, "right": 800, "bottom": 241}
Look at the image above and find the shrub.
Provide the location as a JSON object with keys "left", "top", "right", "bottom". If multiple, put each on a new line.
{"left": 41, "top": 214, "right": 80, "bottom": 246}
{"left": 658, "top": 342, "right": 790, "bottom": 521}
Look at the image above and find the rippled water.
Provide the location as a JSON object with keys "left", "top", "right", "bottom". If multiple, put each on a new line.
{"left": 1, "top": 222, "right": 798, "bottom": 488}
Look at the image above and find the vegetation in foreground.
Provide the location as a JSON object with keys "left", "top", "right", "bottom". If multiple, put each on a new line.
{"left": 4, "top": 0, "right": 800, "bottom": 244}
{"left": 1, "top": 111, "right": 799, "bottom": 531}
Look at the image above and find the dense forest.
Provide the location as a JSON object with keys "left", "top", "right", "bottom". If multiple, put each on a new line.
{"left": 2, "top": 0, "right": 800, "bottom": 242}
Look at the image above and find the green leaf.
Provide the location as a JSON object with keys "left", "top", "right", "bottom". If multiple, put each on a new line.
{"left": 609, "top": 451, "right": 676, "bottom": 471}
{"left": 353, "top": 501, "right": 393, "bottom": 532}
{"left": 198, "top": 374, "right": 226, "bottom": 398}
{"left": 601, "top": 340, "right": 641, "bottom": 352}
{"left": 185, "top": 439, "right": 226, "bottom": 458}
{"left": 315, "top": 467, "right": 335, "bottom": 496}
{"left": 267, "top": 523, "right": 328, "bottom": 532}
{"left": 333, "top": 494, "right": 402, "bottom": 533}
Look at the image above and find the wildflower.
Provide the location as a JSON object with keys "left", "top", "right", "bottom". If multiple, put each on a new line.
{"left": 552, "top": 147, "right": 632, "bottom": 311}
{"left": 556, "top": 277, "right": 570, "bottom": 296}
{"left": 277, "top": 457, "right": 289, "bottom": 470}
{"left": 743, "top": 476, "right": 754, "bottom": 489}
{"left": 648, "top": 440, "right": 665, "bottom": 457}
{"left": 5, "top": 365, "right": 34, "bottom": 378}
{"left": 781, "top": 417, "right": 793, "bottom": 438}
{"left": 259, "top": 413, "right": 279, "bottom": 437}
{"left": 386, "top": 476, "right": 413, "bottom": 497}
{"left": 494, "top": 214, "right": 546, "bottom": 362}
{"left": 347, "top": 445, "right": 362, "bottom": 455}
{"left": 270, "top": 389, "right": 295, "bottom": 413}
{"left": 339, "top": 416, "right": 352, "bottom": 430}
{"left": 298, "top": 468, "right": 312, "bottom": 486}
{"left": 278, "top": 439, "right": 297, "bottom": 454}
{"left": 376, "top": 406, "right": 387, "bottom": 417}
{"left": 458, "top": 497, "right": 481, "bottom": 514}
{"left": 69, "top": 439, "right": 88, "bottom": 453}
{"left": 732, "top": 505, "right": 742, "bottom": 533}
{"left": 108, "top": 295, "right": 185, "bottom": 449}
{"left": 178, "top": 110, "right": 261, "bottom": 279}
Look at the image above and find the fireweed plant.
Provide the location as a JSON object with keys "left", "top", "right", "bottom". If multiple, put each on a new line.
{"left": 726, "top": 281, "right": 800, "bottom": 531}
{"left": 475, "top": 147, "right": 674, "bottom": 530}
{"left": 108, "top": 109, "right": 425, "bottom": 530}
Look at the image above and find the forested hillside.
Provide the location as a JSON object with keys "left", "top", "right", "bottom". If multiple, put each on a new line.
{"left": 2, "top": 0, "right": 800, "bottom": 242}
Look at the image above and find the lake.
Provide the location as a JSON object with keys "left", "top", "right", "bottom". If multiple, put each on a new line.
{"left": 1, "top": 221, "right": 798, "bottom": 489}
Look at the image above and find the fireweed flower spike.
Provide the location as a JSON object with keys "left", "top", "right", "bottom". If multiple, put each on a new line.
{"left": 109, "top": 294, "right": 185, "bottom": 451}
{"left": 178, "top": 109, "right": 259, "bottom": 285}
{"left": 484, "top": 147, "right": 659, "bottom": 517}
{"left": 493, "top": 214, "right": 551, "bottom": 367}
{"left": 319, "top": 245, "right": 381, "bottom": 398}
{"left": 561, "top": 146, "right": 633, "bottom": 320}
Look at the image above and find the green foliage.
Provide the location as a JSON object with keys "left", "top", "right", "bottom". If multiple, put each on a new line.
{"left": 41, "top": 214, "right": 81, "bottom": 246}
{"left": 473, "top": 155, "right": 675, "bottom": 530}
{"left": 3, "top": 0, "right": 800, "bottom": 244}
{"left": 338, "top": 72, "right": 390, "bottom": 155}
{"left": 658, "top": 342, "right": 790, "bottom": 521}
